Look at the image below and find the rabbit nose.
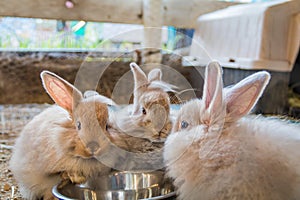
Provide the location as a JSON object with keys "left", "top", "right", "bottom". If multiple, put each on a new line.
{"left": 87, "top": 141, "right": 100, "bottom": 154}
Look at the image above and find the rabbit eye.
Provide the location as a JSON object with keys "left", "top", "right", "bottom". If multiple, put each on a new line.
{"left": 181, "top": 120, "right": 189, "bottom": 129}
{"left": 142, "top": 107, "right": 147, "bottom": 115}
{"left": 76, "top": 121, "right": 81, "bottom": 130}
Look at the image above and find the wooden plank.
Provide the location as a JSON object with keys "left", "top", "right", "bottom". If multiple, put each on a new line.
{"left": 0, "top": 0, "right": 143, "bottom": 25}
{"left": 142, "top": 0, "right": 163, "bottom": 63}
{"left": 163, "top": 0, "right": 239, "bottom": 28}
{"left": 0, "top": 0, "right": 239, "bottom": 28}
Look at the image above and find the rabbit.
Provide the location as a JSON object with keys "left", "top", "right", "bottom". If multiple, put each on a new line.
{"left": 9, "top": 71, "right": 112, "bottom": 200}
{"left": 79, "top": 62, "right": 176, "bottom": 170}
{"left": 110, "top": 62, "right": 175, "bottom": 143}
{"left": 163, "top": 61, "right": 300, "bottom": 200}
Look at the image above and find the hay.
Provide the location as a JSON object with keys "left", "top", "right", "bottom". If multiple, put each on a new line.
{"left": 0, "top": 104, "right": 49, "bottom": 200}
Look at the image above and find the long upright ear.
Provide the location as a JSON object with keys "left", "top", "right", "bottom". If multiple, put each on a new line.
{"left": 130, "top": 62, "right": 148, "bottom": 114}
{"left": 202, "top": 61, "right": 223, "bottom": 114}
{"left": 148, "top": 68, "right": 162, "bottom": 82}
{"left": 130, "top": 62, "right": 148, "bottom": 89}
{"left": 40, "top": 71, "right": 83, "bottom": 113}
{"left": 224, "top": 71, "right": 271, "bottom": 122}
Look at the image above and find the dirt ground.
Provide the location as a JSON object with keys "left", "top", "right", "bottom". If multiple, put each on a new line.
{"left": 0, "top": 104, "right": 49, "bottom": 200}
{"left": 0, "top": 143, "right": 21, "bottom": 200}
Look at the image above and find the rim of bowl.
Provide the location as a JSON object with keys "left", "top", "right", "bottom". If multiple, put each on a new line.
{"left": 52, "top": 184, "right": 176, "bottom": 200}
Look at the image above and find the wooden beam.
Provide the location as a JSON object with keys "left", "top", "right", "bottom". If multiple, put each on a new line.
{"left": 142, "top": 0, "right": 163, "bottom": 63}
{"left": 163, "top": 0, "right": 240, "bottom": 28}
{"left": 0, "top": 0, "right": 239, "bottom": 29}
{"left": 0, "top": 0, "right": 143, "bottom": 25}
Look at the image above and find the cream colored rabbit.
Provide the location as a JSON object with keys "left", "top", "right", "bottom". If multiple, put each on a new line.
{"left": 9, "top": 71, "right": 111, "bottom": 200}
{"left": 164, "top": 61, "right": 300, "bottom": 200}
{"left": 111, "top": 62, "right": 175, "bottom": 143}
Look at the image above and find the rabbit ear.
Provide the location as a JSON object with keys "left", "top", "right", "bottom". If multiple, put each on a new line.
{"left": 130, "top": 62, "right": 148, "bottom": 114}
{"left": 40, "top": 71, "right": 83, "bottom": 113}
{"left": 202, "top": 61, "right": 223, "bottom": 113}
{"left": 130, "top": 62, "right": 148, "bottom": 89}
{"left": 148, "top": 68, "right": 162, "bottom": 82}
{"left": 225, "top": 71, "right": 271, "bottom": 122}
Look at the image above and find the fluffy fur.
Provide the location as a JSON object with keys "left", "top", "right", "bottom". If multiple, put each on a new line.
{"left": 78, "top": 63, "right": 176, "bottom": 170}
{"left": 9, "top": 71, "right": 111, "bottom": 200}
{"left": 164, "top": 61, "right": 300, "bottom": 200}
{"left": 111, "top": 62, "right": 175, "bottom": 143}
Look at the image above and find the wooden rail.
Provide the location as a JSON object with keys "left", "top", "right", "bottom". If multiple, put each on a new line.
{"left": 0, "top": 0, "right": 239, "bottom": 28}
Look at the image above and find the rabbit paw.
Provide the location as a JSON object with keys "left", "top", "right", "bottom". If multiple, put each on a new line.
{"left": 68, "top": 171, "right": 87, "bottom": 184}
{"left": 61, "top": 171, "right": 87, "bottom": 184}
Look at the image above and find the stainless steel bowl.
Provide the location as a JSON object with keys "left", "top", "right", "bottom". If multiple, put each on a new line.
{"left": 52, "top": 170, "right": 176, "bottom": 200}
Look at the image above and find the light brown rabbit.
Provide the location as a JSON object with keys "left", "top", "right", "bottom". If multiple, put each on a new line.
{"left": 111, "top": 62, "right": 175, "bottom": 143}
{"left": 164, "top": 61, "right": 300, "bottom": 200}
{"left": 9, "top": 71, "right": 111, "bottom": 200}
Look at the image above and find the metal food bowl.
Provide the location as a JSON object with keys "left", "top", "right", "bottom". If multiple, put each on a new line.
{"left": 52, "top": 170, "right": 176, "bottom": 200}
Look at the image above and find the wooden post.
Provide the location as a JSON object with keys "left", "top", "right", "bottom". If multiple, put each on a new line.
{"left": 142, "top": 0, "right": 163, "bottom": 64}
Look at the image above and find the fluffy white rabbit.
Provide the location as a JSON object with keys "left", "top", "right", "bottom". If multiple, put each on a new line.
{"left": 9, "top": 71, "right": 111, "bottom": 200}
{"left": 164, "top": 61, "right": 300, "bottom": 200}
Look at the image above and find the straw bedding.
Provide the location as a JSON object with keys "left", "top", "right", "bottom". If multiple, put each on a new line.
{"left": 0, "top": 104, "right": 49, "bottom": 200}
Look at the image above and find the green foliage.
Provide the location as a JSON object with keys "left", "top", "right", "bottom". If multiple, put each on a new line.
{"left": 19, "top": 38, "right": 31, "bottom": 48}
{"left": 0, "top": 23, "right": 140, "bottom": 50}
